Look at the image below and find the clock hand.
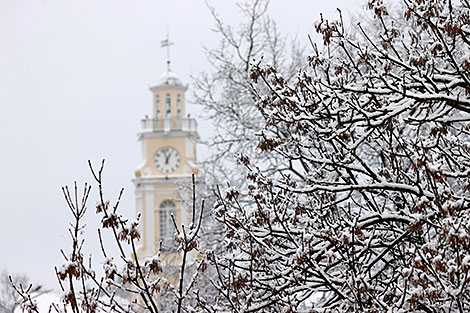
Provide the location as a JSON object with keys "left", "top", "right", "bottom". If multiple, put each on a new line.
{"left": 165, "top": 151, "right": 171, "bottom": 164}
{"left": 161, "top": 149, "right": 169, "bottom": 164}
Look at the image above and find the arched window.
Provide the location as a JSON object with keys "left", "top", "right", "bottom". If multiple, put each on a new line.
{"left": 155, "top": 94, "right": 160, "bottom": 119}
{"left": 165, "top": 93, "right": 171, "bottom": 117}
{"left": 159, "top": 199, "right": 176, "bottom": 238}
{"left": 177, "top": 94, "right": 182, "bottom": 119}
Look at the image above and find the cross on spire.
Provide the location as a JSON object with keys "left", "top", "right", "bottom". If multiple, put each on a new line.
{"left": 160, "top": 32, "right": 174, "bottom": 71}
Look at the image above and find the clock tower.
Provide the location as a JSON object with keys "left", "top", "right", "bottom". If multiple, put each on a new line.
{"left": 134, "top": 67, "right": 198, "bottom": 260}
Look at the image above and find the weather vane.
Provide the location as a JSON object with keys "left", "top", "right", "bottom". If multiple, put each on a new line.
{"left": 160, "top": 31, "right": 174, "bottom": 71}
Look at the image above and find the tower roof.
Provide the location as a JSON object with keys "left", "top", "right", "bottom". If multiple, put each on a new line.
{"left": 150, "top": 70, "right": 187, "bottom": 91}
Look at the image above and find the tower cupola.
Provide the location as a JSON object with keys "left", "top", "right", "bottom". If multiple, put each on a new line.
{"left": 151, "top": 70, "right": 185, "bottom": 90}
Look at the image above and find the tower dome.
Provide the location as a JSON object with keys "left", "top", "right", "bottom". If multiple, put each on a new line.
{"left": 150, "top": 70, "right": 186, "bottom": 91}
{"left": 157, "top": 70, "right": 182, "bottom": 86}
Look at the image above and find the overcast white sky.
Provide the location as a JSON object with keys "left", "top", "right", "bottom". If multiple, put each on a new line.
{"left": 0, "top": 0, "right": 363, "bottom": 289}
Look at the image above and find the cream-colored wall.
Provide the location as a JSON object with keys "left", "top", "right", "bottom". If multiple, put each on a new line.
{"left": 136, "top": 184, "right": 183, "bottom": 255}
{"left": 141, "top": 193, "right": 146, "bottom": 249}
{"left": 152, "top": 89, "right": 185, "bottom": 120}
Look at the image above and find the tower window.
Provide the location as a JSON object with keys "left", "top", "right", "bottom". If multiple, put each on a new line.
{"left": 165, "top": 93, "right": 171, "bottom": 117}
{"left": 159, "top": 199, "right": 176, "bottom": 238}
{"left": 156, "top": 94, "right": 160, "bottom": 119}
{"left": 177, "top": 94, "right": 182, "bottom": 119}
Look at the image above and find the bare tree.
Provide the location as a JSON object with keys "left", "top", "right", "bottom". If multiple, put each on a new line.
{"left": 206, "top": 0, "right": 470, "bottom": 312}
{"left": 193, "top": 0, "right": 306, "bottom": 191}
{"left": 13, "top": 161, "right": 205, "bottom": 313}
{"left": 192, "top": 3, "right": 308, "bottom": 303}
{"left": 192, "top": 2, "right": 309, "bottom": 309}
{"left": 0, "top": 271, "right": 39, "bottom": 313}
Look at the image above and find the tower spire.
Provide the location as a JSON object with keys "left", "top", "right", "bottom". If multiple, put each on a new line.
{"left": 160, "top": 31, "right": 174, "bottom": 71}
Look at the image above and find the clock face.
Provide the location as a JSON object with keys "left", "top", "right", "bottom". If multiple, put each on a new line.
{"left": 154, "top": 146, "right": 181, "bottom": 174}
